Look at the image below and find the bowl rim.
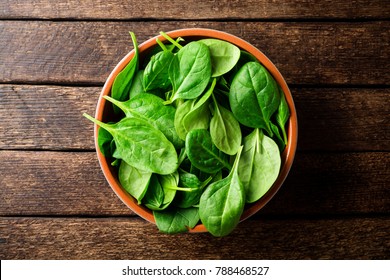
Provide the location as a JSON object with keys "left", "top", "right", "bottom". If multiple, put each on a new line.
{"left": 94, "top": 28, "right": 298, "bottom": 233}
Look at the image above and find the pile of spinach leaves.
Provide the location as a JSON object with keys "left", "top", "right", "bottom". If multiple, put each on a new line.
{"left": 83, "top": 31, "right": 290, "bottom": 237}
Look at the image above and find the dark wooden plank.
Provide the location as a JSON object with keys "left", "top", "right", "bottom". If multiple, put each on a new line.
{"left": 294, "top": 87, "right": 390, "bottom": 151}
{"left": 263, "top": 152, "right": 390, "bottom": 216}
{"left": 1, "top": 85, "right": 388, "bottom": 151}
{"left": 0, "top": 151, "right": 128, "bottom": 216}
{"left": 0, "top": 151, "right": 388, "bottom": 216}
{"left": 0, "top": 217, "right": 388, "bottom": 259}
{"left": 0, "top": 0, "right": 388, "bottom": 20}
{"left": 0, "top": 21, "right": 388, "bottom": 85}
{"left": 0, "top": 85, "right": 95, "bottom": 150}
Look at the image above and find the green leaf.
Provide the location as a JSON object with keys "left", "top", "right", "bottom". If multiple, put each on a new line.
{"left": 226, "top": 50, "right": 258, "bottom": 84}
{"left": 199, "top": 146, "right": 245, "bottom": 237}
{"left": 142, "top": 37, "right": 184, "bottom": 68}
{"left": 143, "top": 51, "right": 174, "bottom": 91}
{"left": 142, "top": 174, "right": 164, "bottom": 210}
{"left": 174, "top": 171, "right": 212, "bottom": 208}
{"left": 129, "top": 70, "right": 145, "bottom": 99}
{"left": 168, "top": 41, "right": 212, "bottom": 102}
{"left": 199, "top": 39, "right": 240, "bottom": 77}
{"left": 174, "top": 79, "right": 216, "bottom": 140}
{"left": 118, "top": 160, "right": 151, "bottom": 204}
{"left": 229, "top": 62, "right": 280, "bottom": 135}
{"left": 154, "top": 207, "right": 199, "bottom": 234}
{"left": 97, "top": 126, "right": 115, "bottom": 157}
{"left": 238, "top": 129, "right": 281, "bottom": 203}
{"left": 157, "top": 172, "right": 179, "bottom": 210}
{"left": 270, "top": 122, "right": 286, "bottom": 152}
{"left": 210, "top": 94, "right": 242, "bottom": 155}
{"left": 104, "top": 93, "right": 184, "bottom": 149}
{"left": 275, "top": 89, "right": 290, "bottom": 144}
{"left": 186, "top": 129, "right": 231, "bottom": 174}
{"left": 174, "top": 99, "right": 197, "bottom": 140}
{"left": 83, "top": 114, "right": 178, "bottom": 175}
{"left": 111, "top": 32, "right": 139, "bottom": 114}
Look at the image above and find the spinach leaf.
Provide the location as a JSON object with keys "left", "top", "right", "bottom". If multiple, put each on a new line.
{"left": 199, "top": 39, "right": 240, "bottom": 77}
{"left": 97, "top": 126, "right": 115, "bottom": 157}
{"left": 168, "top": 41, "right": 211, "bottom": 102}
{"left": 186, "top": 129, "right": 231, "bottom": 174}
{"left": 238, "top": 129, "right": 281, "bottom": 203}
{"left": 275, "top": 89, "right": 290, "bottom": 144}
{"left": 111, "top": 32, "right": 139, "bottom": 114}
{"left": 181, "top": 78, "right": 216, "bottom": 133}
{"left": 142, "top": 174, "right": 164, "bottom": 210}
{"left": 210, "top": 170, "right": 223, "bottom": 184}
{"left": 226, "top": 50, "right": 258, "bottom": 84}
{"left": 83, "top": 114, "right": 178, "bottom": 175}
{"left": 210, "top": 94, "right": 242, "bottom": 155}
{"left": 143, "top": 51, "right": 174, "bottom": 91}
{"left": 118, "top": 160, "right": 151, "bottom": 204}
{"left": 270, "top": 122, "right": 286, "bottom": 151}
{"left": 174, "top": 171, "right": 212, "bottom": 208}
{"left": 229, "top": 61, "right": 280, "bottom": 135}
{"left": 177, "top": 148, "right": 187, "bottom": 166}
{"left": 155, "top": 172, "right": 179, "bottom": 210}
{"left": 144, "top": 172, "right": 183, "bottom": 211}
{"left": 216, "top": 76, "right": 230, "bottom": 92}
{"left": 129, "top": 70, "right": 144, "bottom": 99}
{"left": 199, "top": 146, "right": 245, "bottom": 237}
{"left": 142, "top": 36, "right": 184, "bottom": 68}
{"left": 174, "top": 99, "right": 196, "bottom": 140}
{"left": 104, "top": 94, "right": 184, "bottom": 149}
{"left": 154, "top": 207, "right": 199, "bottom": 234}
{"left": 174, "top": 78, "right": 216, "bottom": 140}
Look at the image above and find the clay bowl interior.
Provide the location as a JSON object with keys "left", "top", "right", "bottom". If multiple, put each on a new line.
{"left": 94, "top": 28, "right": 298, "bottom": 233}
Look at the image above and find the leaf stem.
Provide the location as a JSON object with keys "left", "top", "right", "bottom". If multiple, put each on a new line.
{"left": 193, "top": 78, "right": 217, "bottom": 110}
{"left": 281, "top": 126, "right": 288, "bottom": 144}
{"left": 156, "top": 38, "right": 169, "bottom": 52}
{"left": 82, "top": 113, "right": 111, "bottom": 132}
{"left": 200, "top": 176, "right": 213, "bottom": 189}
{"left": 230, "top": 145, "right": 243, "bottom": 174}
{"left": 159, "top": 31, "right": 183, "bottom": 49}
{"left": 255, "top": 128, "right": 261, "bottom": 152}
{"left": 178, "top": 148, "right": 187, "bottom": 166}
{"left": 163, "top": 99, "right": 173, "bottom": 105}
{"left": 265, "top": 122, "right": 273, "bottom": 137}
{"left": 163, "top": 186, "right": 195, "bottom": 192}
{"left": 129, "top": 31, "right": 139, "bottom": 67}
{"left": 211, "top": 90, "right": 218, "bottom": 106}
{"left": 103, "top": 95, "right": 125, "bottom": 113}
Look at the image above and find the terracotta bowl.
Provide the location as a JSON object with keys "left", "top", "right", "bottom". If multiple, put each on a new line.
{"left": 94, "top": 28, "right": 298, "bottom": 233}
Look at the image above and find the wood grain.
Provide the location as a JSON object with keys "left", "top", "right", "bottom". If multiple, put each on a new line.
{"left": 0, "top": 151, "right": 126, "bottom": 216}
{"left": 0, "top": 0, "right": 388, "bottom": 20}
{"left": 0, "top": 21, "right": 388, "bottom": 85}
{"left": 294, "top": 87, "right": 390, "bottom": 151}
{"left": 1, "top": 0, "right": 388, "bottom": 262}
{"left": 0, "top": 217, "right": 388, "bottom": 259}
{"left": 0, "top": 151, "right": 388, "bottom": 216}
{"left": 0, "top": 85, "right": 95, "bottom": 150}
{"left": 1, "top": 85, "right": 388, "bottom": 151}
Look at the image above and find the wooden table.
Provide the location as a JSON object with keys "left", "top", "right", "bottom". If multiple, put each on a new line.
{"left": 0, "top": 1, "right": 389, "bottom": 260}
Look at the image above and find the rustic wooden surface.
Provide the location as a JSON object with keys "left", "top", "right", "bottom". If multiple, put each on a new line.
{"left": 0, "top": 0, "right": 389, "bottom": 260}
{"left": 0, "top": 217, "right": 388, "bottom": 259}
{"left": 1, "top": 21, "right": 389, "bottom": 85}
